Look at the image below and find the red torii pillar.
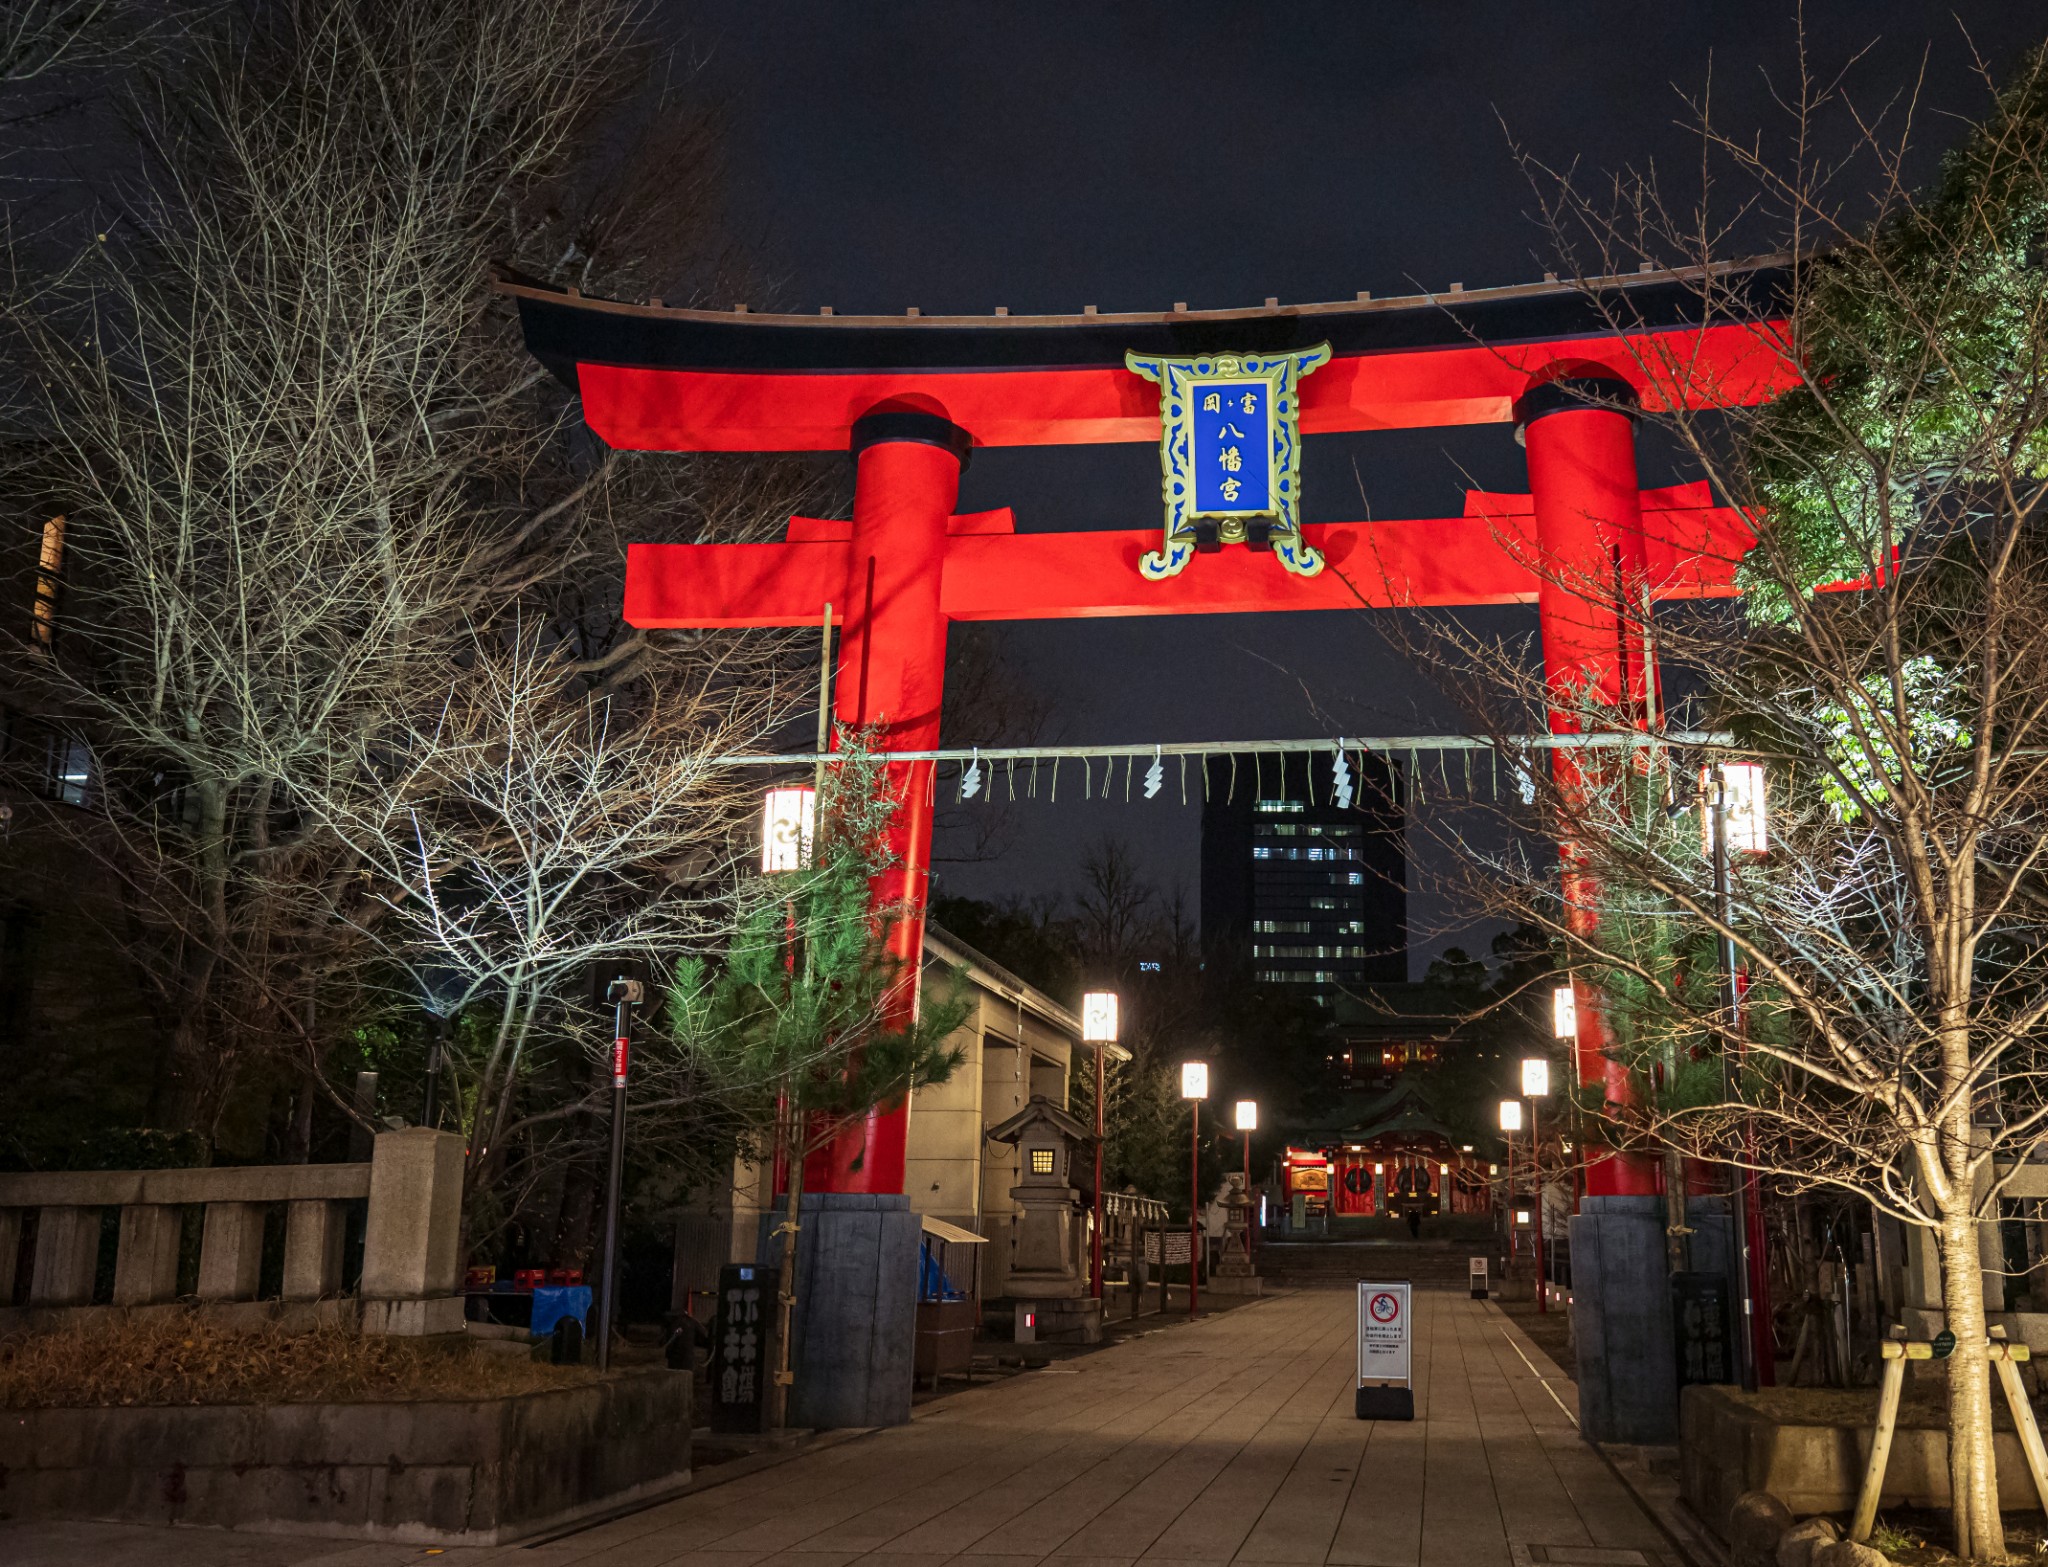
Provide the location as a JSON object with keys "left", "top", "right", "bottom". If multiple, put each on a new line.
{"left": 806, "top": 408, "right": 971, "bottom": 1195}
{"left": 1515, "top": 372, "right": 1660, "bottom": 1201}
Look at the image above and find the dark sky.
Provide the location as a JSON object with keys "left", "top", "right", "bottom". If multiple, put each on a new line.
{"left": 665, "top": 3, "right": 2042, "bottom": 970}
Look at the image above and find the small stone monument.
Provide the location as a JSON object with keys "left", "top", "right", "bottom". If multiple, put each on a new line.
{"left": 987, "top": 1094, "right": 1102, "bottom": 1344}
{"left": 1211, "top": 1173, "right": 1262, "bottom": 1296}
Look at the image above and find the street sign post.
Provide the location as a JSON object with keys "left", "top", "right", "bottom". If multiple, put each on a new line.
{"left": 1356, "top": 1280, "right": 1415, "bottom": 1421}
{"left": 1469, "top": 1256, "right": 1489, "bottom": 1300}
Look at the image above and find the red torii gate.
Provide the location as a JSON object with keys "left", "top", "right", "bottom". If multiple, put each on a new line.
{"left": 506, "top": 265, "right": 1797, "bottom": 1204}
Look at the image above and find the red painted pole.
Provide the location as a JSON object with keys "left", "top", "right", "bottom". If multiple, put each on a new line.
{"left": 1091, "top": 1044, "right": 1105, "bottom": 1300}
{"left": 803, "top": 408, "right": 970, "bottom": 1197}
{"left": 1243, "top": 1130, "right": 1253, "bottom": 1270}
{"left": 1518, "top": 372, "right": 1659, "bottom": 1201}
{"left": 1504, "top": 1134, "right": 1514, "bottom": 1281}
{"left": 1532, "top": 1097, "right": 1547, "bottom": 1314}
{"left": 1189, "top": 1096, "right": 1200, "bottom": 1319}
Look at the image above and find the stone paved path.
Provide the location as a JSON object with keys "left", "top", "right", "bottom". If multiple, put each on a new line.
{"left": 0, "top": 1290, "right": 1674, "bottom": 1567}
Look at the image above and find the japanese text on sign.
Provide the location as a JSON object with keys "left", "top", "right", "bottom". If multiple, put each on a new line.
{"left": 1144, "top": 1229, "right": 1193, "bottom": 1266}
{"left": 1356, "top": 1280, "right": 1412, "bottom": 1388}
{"left": 1191, "top": 381, "right": 1272, "bottom": 514}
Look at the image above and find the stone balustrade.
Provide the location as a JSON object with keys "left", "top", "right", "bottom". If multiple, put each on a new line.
{"left": 0, "top": 1128, "right": 465, "bottom": 1335}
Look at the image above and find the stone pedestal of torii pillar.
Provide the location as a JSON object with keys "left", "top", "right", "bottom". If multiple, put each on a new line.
{"left": 1519, "top": 372, "right": 1733, "bottom": 1444}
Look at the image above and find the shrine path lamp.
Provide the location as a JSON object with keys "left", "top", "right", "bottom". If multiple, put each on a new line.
{"left": 1498, "top": 1099, "right": 1523, "bottom": 1133}
{"left": 1520, "top": 1057, "right": 1551, "bottom": 1314}
{"left": 1082, "top": 993, "right": 1119, "bottom": 1044}
{"left": 1234, "top": 1099, "right": 1256, "bottom": 1132}
{"left": 1181, "top": 1062, "right": 1207, "bottom": 1320}
{"left": 1552, "top": 984, "right": 1577, "bottom": 1041}
{"left": 1704, "top": 758, "right": 1770, "bottom": 1391}
{"left": 760, "top": 786, "right": 815, "bottom": 873}
{"left": 1081, "top": 991, "right": 1119, "bottom": 1301}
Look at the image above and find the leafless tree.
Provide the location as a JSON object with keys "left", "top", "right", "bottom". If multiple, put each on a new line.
{"left": 1403, "top": 39, "right": 2048, "bottom": 1558}
{"left": 288, "top": 622, "right": 794, "bottom": 1248}
{"left": 0, "top": 0, "right": 125, "bottom": 87}
{"left": 0, "top": 0, "right": 820, "bottom": 1152}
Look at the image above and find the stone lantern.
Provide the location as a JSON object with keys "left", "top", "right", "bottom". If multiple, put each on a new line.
{"left": 987, "top": 1094, "right": 1101, "bottom": 1343}
{"left": 1212, "top": 1172, "right": 1261, "bottom": 1296}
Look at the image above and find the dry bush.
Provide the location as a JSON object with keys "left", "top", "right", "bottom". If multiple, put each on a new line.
{"left": 0, "top": 1315, "right": 598, "bottom": 1407}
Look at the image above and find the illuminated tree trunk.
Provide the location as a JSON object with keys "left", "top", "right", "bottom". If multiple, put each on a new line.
{"left": 1939, "top": 1202, "right": 2003, "bottom": 1561}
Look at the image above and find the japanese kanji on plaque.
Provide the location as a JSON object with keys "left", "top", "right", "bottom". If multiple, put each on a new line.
{"left": 1124, "top": 345, "right": 1330, "bottom": 582}
{"left": 710, "top": 1263, "right": 780, "bottom": 1434}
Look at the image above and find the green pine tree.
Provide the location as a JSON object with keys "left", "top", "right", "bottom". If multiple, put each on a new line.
{"left": 669, "top": 733, "right": 968, "bottom": 1425}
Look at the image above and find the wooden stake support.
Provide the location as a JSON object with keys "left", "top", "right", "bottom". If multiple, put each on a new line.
{"left": 1990, "top": 1328, "right": 2048, "bottom": 1521}
{"left": 1852, "top": 1328, "right": 2048, "bottom": 1544}
{"left": 1850, "top": 1335, "right": 1923, "bottom": 1542}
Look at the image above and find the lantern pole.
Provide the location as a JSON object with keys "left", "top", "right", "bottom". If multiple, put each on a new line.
{"left": 1714, "top": 767, "right": 1760, "bottom": 1392}
{"left": 1530, "top": 1094, "right": 1544, "bottom": 1314}
{"left": 1189, "top": 1092, "right": 1200, "bottom": 1319}
{"left": 1234, "top": 1100, "right": 1258, "bottom": 1272}
{"left": 1522, "top": 1056, "right": 1552, "bottom": 1315}
{"left": 1081, "top": 993, "right": 1119, "bottom": 1304}
{"left": 1094, "top": 1045, "right": 1106, "bottom": 1296}
{"left": 1499, "top": 1097, "right": 1523, "bottom": 1288}
{"left": 1181, "top": 1061, "right": 1207, "bottom": 1319}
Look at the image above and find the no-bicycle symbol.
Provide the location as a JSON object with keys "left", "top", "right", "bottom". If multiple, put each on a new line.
{"left": 1369, "top": 1292, "right": 1401, "bottom": 1324}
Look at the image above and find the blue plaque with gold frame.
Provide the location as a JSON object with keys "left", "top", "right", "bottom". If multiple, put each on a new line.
{"left": 1124, "top": 344, "right": 1331, "bottom": 580}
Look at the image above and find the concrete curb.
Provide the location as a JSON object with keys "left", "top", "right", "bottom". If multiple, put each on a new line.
{"left": 1597, "top": 1441, "right": 1730, "bottom": 1567}
{"left": 523, "top": 1424, "right": 877, "bottom": 1543}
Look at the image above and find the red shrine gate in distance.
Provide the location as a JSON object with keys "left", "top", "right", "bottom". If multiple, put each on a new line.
{"left": 506, "top": 265, "right": 1798, "bottom": 1439}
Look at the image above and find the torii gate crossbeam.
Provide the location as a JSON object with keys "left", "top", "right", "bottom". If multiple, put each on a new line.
{"left": 506, "top": 264, "right": 1798, "bottom": 1207}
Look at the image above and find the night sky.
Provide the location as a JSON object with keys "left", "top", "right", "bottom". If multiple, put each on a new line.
{"left": 661, "top": 3, "right": 2042, "bottom": 969}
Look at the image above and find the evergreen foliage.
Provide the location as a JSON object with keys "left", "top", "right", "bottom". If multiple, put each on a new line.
{"left": 670, "top": 736, "right": 969, "bottom": 1163}
{"left": 1743, "top": 44, "right": 2048, "bottom": 618}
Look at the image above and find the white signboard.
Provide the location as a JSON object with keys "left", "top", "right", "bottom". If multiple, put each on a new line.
{"left": 1357, "top": 1281, "right": 1412, "bottom": 1389}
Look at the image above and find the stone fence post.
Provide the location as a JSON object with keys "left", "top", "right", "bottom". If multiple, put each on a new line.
{"left": 360, "top": 1128, "right": 466, "bottom": 1336}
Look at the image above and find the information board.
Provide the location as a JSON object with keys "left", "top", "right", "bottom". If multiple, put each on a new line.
{"left": 1144, "top": 1229, "right": 1193, "bottom": 1266}
{"left": 1355, "top": 1280, "right": 1415, "bottom": 1421}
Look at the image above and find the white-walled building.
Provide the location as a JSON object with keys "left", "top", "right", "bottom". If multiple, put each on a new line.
{"left": 682, "top": 924, "right": 1119, "bottom": 1308}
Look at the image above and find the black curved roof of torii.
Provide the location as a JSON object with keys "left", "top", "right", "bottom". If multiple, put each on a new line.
{"left": 502, "top": 257, "right": 1793, "bottom": 382}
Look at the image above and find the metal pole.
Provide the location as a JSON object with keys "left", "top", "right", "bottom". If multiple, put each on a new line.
{"left": 423, "top": 1013, "right": 445, "bottom": 1130}
{"left": 1714, "top": 769, "right": 1760, "bottom": 1392}
{"left": 1092, "top": 1044, "right": 1105, "bottom": 1300}
{"left": 595, "top": 990, "right": 633, "bottom": 1372}
{"left": 1532, "top": 1097, "right": 1547, "bottom": 1314}
{"left": 1189, "top": 1097, "right": 1200, "bottom": 1319}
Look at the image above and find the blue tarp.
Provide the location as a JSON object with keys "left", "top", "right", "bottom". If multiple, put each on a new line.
{"left": 529, "top": 1284, "right": 592, "bottom": 1338}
